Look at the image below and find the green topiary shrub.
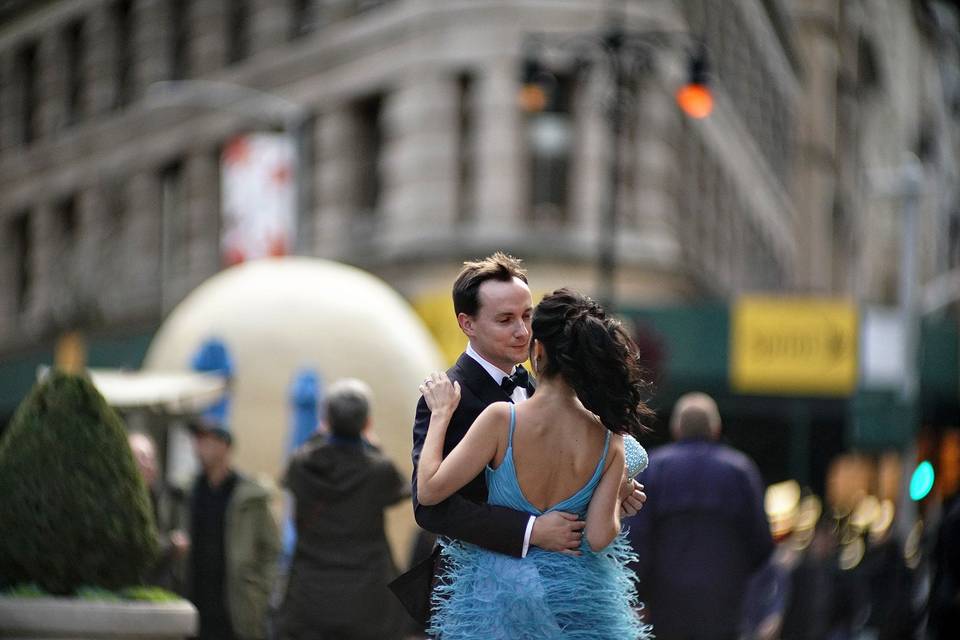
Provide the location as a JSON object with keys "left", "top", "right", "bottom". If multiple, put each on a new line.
{"left": 0, "top": 371, "right": 158, "bottom": 595}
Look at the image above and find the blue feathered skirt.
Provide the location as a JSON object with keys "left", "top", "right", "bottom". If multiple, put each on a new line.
{"left": 427, "top": 533, "right": 652, "bottom": 640}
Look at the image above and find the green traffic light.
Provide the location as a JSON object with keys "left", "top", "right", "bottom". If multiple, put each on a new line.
{"left": 910, "top": 461, "right": 935, "bottom": 501}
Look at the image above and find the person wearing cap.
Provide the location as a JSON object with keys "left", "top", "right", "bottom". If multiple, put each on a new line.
{"left": 626, "top": 392, "right": 773, "bottom": 640}
{"left": 187, "top": 418, "right": 281, "bottom": 640}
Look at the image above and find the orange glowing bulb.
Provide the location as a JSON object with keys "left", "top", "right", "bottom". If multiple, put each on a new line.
{"left": 518, "top": 84, "right": 548, "bottom": 113}
{"left": 676, "top": 83, "right": 713, "bottom": 119}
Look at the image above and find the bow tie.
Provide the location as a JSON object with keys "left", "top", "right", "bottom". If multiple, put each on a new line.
{"left": 500, "top": 365, "right": 530, "bottom": 395}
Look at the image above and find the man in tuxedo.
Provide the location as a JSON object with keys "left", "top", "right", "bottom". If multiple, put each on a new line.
{"left": 391, "top": 252, "right": 647, "bottom": 625}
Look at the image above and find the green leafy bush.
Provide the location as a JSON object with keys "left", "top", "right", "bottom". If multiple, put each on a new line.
{"left": 3, "top": 583, "right": 48, "bottom": 598}
{"left": 76, "top": 587, "right": 123, "bottom": 602}
{"left": 0, "top": 371, "right": 159, "bottom": 595}
{"left": 119, "top": 586, "right": 182, "bottom": 602}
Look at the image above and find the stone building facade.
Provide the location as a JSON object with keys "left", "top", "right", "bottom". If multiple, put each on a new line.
{"left": 0, "top": 0, "right": 954, "bottom": 368}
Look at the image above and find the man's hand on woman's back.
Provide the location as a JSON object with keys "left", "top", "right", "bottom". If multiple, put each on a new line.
{"left": 531, "top": 511, "right": 586, "bottom": 556}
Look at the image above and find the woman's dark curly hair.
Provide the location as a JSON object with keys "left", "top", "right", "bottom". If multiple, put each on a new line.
{"left": 532, "top": 288, "right": 653, "bottom": 436}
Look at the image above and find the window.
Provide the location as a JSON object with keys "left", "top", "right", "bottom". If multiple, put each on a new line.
{"left": 17, "top": 41, "right": 37, "bottom": 145}
{"left": 170, "top": 0, "right": 189, "bottom": 80}
{"left": 226, "top": 0, "right": 250, "bottom": 65}
{"left": 160, "top": 161, "right": 185, "bottom": 264}
{"left": 57, "top": 195, "right": 78, "bottom": 245}
{"left": 159, "top": 160, "right": 190, "bottom": 287}
{"left": 288, "top": 0, "right": 315, "bottom": 41}
{"left": 526, "top": 71, "right": 575, "bottom": 224}
{"left": 949, "top": 210, "right": 960, "bottom": 269}
{"left": 63, "top": 20, "right": 85, "bottom": 126}
{"left": 355, "top": 95, "right": 382, "bottom": 219}
{"left": 11, "top": 213, "right": 30, "bottom": 313}
{"left": 105, "top": 182, "right": 127, "bottom": 236}
{"left": 113, "top": 0, "right": 134, "bottom": 109}
{"left": 456, "top": 72, "right": 476, "bottom": 222}
{"left": 0, "top": 67, "right": 4, "bottom": 149}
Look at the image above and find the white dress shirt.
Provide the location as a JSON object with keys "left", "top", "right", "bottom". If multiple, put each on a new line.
{"left": 464, "top": 342, "right": 536, "bottom": 556}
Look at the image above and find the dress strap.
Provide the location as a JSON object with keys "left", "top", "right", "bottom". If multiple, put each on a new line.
{"left": 508, "top": 404, "right": 517, "bottom": 447}
{"left": 600, "top": 430, "right": 611, "bottom": 467}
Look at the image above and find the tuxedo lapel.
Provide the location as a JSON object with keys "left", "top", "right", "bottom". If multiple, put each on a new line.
{"left": 452, "top": 353, "right": 513, "bottom": 405}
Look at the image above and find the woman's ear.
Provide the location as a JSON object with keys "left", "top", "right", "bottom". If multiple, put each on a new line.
{"left": 531, "top": 339, "right": 545, "bottom": 374}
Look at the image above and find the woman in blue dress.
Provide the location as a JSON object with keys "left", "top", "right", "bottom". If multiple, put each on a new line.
{"left": 417, "top": 288, "right": 653, "bottom": 640}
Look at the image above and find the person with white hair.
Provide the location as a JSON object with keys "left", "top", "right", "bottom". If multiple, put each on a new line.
{"left": 278, "top": 378, "right": 410, "bottom": 640}
{"left": 127, "top": 431, "right": 189, "bottom": 592}
{"left": 626, "top": 392, "right": 773, "bottom": 640}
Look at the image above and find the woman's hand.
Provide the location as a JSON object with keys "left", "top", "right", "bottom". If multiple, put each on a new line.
{"left": 420, "top": 372, "right": 461, "bottom": 418}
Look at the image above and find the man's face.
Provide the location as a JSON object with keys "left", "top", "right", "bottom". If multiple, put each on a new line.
{"left": 193, "top": 432, "right": 230, "bottom": 470}
{"left": 459, "top": 277, "right": 533, "bottom": 372}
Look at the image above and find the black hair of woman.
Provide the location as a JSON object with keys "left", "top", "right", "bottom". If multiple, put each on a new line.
{"left": 530, "top": 288, "right": 654, "bottom": 437}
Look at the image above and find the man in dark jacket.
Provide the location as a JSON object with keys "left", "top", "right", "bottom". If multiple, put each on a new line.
{"left": 627, "top": 392, "right": 773, "bottom": 640}
{"left": 278, "top": 378, "right": 410, "bottom": 640}
{"left": 930, "top": 493, "right": 960, "bottom": 639}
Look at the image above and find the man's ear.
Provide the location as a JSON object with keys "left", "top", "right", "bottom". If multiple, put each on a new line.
{"left": 457, "top": 312, "right": 476, "bottom": 337}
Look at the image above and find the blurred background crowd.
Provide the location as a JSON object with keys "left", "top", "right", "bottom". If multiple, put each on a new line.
{"left": 1, "top": 0, "right": 960, "bottom": 638}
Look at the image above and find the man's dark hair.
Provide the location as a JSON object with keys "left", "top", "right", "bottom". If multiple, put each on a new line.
{"left": 452, "top": 252, "right": 528, "bottom": 317}
{"left": 325, "top": 379, "right": 372, "bottom": 438}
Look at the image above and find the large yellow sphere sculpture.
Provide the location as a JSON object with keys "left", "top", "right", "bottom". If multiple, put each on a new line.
{"left": 144, "top": 257, "right": 445, "bottom": 567}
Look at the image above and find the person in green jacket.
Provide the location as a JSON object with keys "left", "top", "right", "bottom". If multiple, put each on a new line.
{"left": 187, "top": 418, "right": 281, "bottom": 640}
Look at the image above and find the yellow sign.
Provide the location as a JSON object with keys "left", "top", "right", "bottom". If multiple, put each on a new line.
{"left": 412, "top": 293, "right": 464, "bottom": 366}
{"left": 731, "top": 297, "right": 858, "bottom": 396}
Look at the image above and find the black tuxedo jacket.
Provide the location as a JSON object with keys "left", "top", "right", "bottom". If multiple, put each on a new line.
{"left": 390, "top": 352, "right": 535, "bottom": 624}
{"left": 411, "top": 352, "right": 536, "bottom": 555}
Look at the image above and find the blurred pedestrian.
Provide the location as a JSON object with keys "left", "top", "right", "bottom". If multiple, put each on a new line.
{"left": 128, "top": 431, "right": 189, "bottom": 592}
{"left": 780, "top": 514, "right": 865, "bottom": 640}
{"left": 860, "top": 519, "right": 915, "bottom": 640}
{"left": 188, "top": 419, "right": 280, "bottom": 640}
{"left": 277, "top": 379, "right": 411, "bottom": 640}
{"left": 930, "top": 493, "right": 960, "bottom": 639}
{"left": 740, "top": 548, "right": 793, "bottom": 640}
{"left": 627, "top": 392, "right": 773, "bottom": 640}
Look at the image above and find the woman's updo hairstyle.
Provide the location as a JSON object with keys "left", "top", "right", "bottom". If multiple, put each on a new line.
{"left": 532, "top": 288, "right": 652, "bottom": 436}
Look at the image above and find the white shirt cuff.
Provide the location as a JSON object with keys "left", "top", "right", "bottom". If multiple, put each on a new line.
{"left": 521, "top": 515, "right": 536, "bottom": 558}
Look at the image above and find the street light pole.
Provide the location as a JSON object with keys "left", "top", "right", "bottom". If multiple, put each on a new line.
{"left": 521, "top": 21, "right": 709, "bottom": 313}
{"left": 868, "top": 155, "right": 925, "bottom": 544}
{"left": 868, "top": 155, "right": 924, "bottom": 404}
{"left": 899, "top": 159, "right": 923, "bottom": 405}
{"left": 598, "top": 26, "right": 626, "bottom": 312}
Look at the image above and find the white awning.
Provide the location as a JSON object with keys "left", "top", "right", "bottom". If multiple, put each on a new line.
{"left": 38, "top": 367, "right": 227, "bottom": 413}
